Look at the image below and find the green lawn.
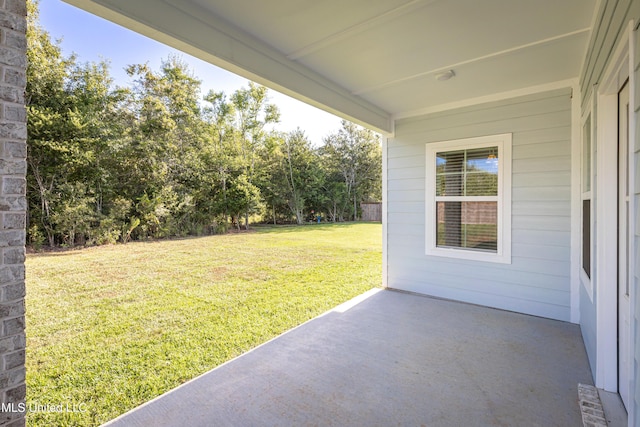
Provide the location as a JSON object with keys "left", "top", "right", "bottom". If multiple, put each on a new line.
{"left": 25, "top": 223, "right": 382, "bottom": 426}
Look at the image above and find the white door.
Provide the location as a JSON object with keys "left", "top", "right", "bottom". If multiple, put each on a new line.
{"left": 618, "top": 80, "right": 630, "bottom": 410}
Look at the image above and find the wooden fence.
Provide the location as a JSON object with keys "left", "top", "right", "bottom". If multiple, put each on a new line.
{"left": 361, "top": 202, "right": 382, "bottom": 222}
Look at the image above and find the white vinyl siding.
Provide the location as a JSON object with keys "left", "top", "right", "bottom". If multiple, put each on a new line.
{"left": 387, "top": 88, "right": 572, "bottom": 321}
{"left": 578, "top": 0, "right": 640, "bottom": 393}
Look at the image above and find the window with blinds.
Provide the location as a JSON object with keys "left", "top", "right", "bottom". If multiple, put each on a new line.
{"left": 425, "top": 134, "right": 511, "bottom": 264}
{"left": 435, "top": 147, "right": 498, "bottom": 252}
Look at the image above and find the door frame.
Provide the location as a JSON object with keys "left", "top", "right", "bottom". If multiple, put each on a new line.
{"left": 594, "top": 21, "right": 635, "bottom": 414}
{"left": 618, "top": 78, "right": 630, "bottom": 409}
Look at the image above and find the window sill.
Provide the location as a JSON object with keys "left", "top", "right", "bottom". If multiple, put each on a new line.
{"left": 425, "top": 246, "right": 512, "bottom": 264}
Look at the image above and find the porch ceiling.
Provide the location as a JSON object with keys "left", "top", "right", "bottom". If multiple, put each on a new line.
{"left": 64, "top": 0, "right": 597, "bottom": 135}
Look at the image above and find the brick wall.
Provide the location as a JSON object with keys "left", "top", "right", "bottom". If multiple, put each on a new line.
{"left": 0, "top": 0, "right": 28, "bottom": 426}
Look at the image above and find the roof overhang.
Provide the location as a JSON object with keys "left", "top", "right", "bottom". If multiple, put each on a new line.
{"left": 63, "top": 0, "right": 598, "bottom": 136}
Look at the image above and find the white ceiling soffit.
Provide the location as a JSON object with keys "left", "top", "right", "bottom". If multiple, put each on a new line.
{"left": 64, "top": 0, "right": 597, "bottom": 134}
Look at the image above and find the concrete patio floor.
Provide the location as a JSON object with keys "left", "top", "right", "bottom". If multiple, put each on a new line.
{"left": 104, "top": 289, "right": 594, "bottom": 427}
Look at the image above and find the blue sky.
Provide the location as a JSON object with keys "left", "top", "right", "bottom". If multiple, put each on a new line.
{"left": 38, "top": 0, "right": 343, "bottom": 146}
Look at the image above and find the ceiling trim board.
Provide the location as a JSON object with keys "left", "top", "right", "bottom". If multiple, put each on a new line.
{"left": 577, "top": 0, "right": 603, "bottom": 86}
{"left": 393, "top": 78, "right": 578, "bottom": 120}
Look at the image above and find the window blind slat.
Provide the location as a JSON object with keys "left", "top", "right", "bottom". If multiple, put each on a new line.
{"left": 436, "top": 147, "right": 498, "bottom": 197}
{"left": 436, "top": 201, "right": 497, "bottom": 252}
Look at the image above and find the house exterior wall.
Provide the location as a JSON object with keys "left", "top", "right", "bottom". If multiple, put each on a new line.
{"left": 634, "top": 25, "right": 640, "bottom": 423}
{"left": 580, "top": 280, "right": 598, "bottom": 377}
{"left": 581, "top": 0, "right": 639, "bottom": 112}
{"left": 387, "top": 88, "right": 572, "bottom": 322}
{"left": 577, "top": 0, "right": 640, "bottom": 423}
{"left": 0, "top": 1, "right": 27, "bottom": 426}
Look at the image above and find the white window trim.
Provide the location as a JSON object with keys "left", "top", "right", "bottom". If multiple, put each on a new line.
{"left": 425, "top": 133, "right": 512, "bottom": 264}
{"left": 580, "top": 99, "right": 594, "bottom": 301}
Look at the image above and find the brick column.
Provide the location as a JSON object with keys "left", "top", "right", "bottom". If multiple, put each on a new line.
{"left": 0, "top": 0, "right": 28, "bottom": 426}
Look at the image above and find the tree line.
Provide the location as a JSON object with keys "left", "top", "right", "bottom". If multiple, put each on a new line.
{"left": 25, "top": 2, "right": 382, "bottom": 248}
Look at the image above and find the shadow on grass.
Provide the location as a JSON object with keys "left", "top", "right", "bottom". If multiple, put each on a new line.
{"left": 27, "top": 222, "right": 381, "bottom": 257}
{"left": 253, "top": 222, "right": 378, "bottom": 234}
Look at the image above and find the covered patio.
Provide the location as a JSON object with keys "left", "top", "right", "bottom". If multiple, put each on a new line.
{"left": 2, "top": 1, "right": 637, "bottom": 426}
{"left": 104, "top": 289, "right": 593, "bottom": 426}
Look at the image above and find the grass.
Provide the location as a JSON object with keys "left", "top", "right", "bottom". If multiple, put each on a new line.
{"left": 25, "top": 222, "right": 382, "bottom": 426}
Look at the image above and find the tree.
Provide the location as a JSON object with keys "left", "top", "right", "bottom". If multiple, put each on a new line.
{"left": 230, "top": 82, "right": 280, "bottom": 228}
{"left": 320, "top": 121, "right": 382, "bottom": 221}
{"left": 26, "top": 0, "right": 383, "bottom": 247}
{"left": 201, "top": 90, "right": 241, "bottom": 227}
{"left": 225, "top": 174, "right": 262, "bottom": 230}
{"left": 26, "top": 0, "right": 126, "bottom": 246}
{"left": 49, "top": 183, "right": 95, "bottom": 247}
{"left": 257, "top": 129, "right": 323, "bottom": 224}
{"left": 26, "top": 0, "right": 71, "bottom": 246}
{"left": 123, "top": 57, "right": 209, "bottom": 238}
